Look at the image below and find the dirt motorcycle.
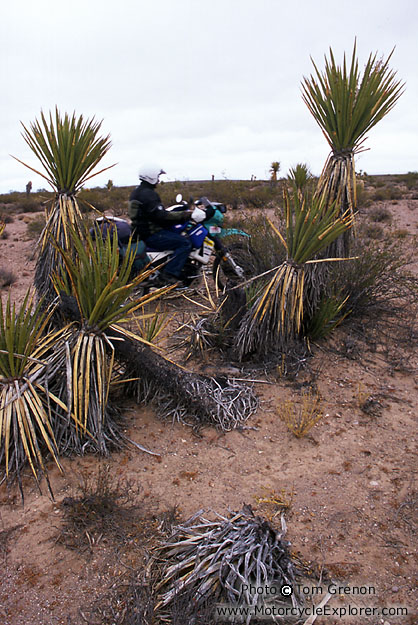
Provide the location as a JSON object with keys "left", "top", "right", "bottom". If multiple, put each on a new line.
{"left": 94, "top": 195, "right": 257, "bottom": 290}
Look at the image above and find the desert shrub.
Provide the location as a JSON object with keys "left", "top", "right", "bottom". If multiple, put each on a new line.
{"left": 372, "top": 187, "right": 390, "bottom": 201}
{"left": 26, "top": 215, "right": 46, "bottom": 238}
{"left": 56, "top": 464, "right": 143, "bottom": 553}
{"left": 325, "top": 235, "right": 417, "bottom": 321}
{"left": 392, "top": 228, "right": 409, "bottom": 239}
{"left": 0, "top": 192, "right": 51, "bottom": 213}
{"left": 18, "top": 197, "right": 42, "bottom": 212}
{"left": 278, "top": 388, "right": 323, "bottom": 437}
{"left": 372, "top": 186, "right": 402, "bottom": 202}
{"left": 399, "top": 171, "right": 418, "bottom": 190}
{"left": 362, "top": 223, "right": 385, "bottom": 239}
{"left": 79, "top": 186, "right": 132, "bottom": 216}
{"left": 238, "top": 183, "right": 283, "bottom": 208}
{"left": 0, "top": 268, "right": 17, "bottom": 287}
{"left": 369, "top": 205, "right": 392, "bottom": 223}
{"left": 225, "top": 211, "right": 286, "bottom": 273}
{"left": 356, "top": 181, "right": 372, "bottom": 207}
{"left": 158, "top": 180, "right": 283, "bottom": 210}
{"left": 0, "top": 192, "right": 23, "bottom": 204}
{"left": 389, "top": 187, "right": 403, "bottom": 200}
{"left": 0, "top": 214, "right": 14, "bottom": 224}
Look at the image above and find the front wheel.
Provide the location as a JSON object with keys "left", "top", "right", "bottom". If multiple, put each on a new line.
{"left": 212, "top": 241, "right": 259, "bottom": 291}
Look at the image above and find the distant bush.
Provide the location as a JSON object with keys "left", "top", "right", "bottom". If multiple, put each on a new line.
{"left": 78, "top": 186, "right": 131, "bottom": 216}
{"left": 0, "top": 191, "right": 53, "bottom": 214}
{"left": 18, "top": 197, "right": 43, "bottom": 213}
{"left": 0, "top": 213, "right": 14, "bottom": 224}
{"left": 356, "top": 182, "right": 372, "bottom": 208}
{"left": 0, "top": 192, "right": 23, "bottom": 204}
{"left": 26, "top": 216, "right": 46, "bottom": 239}
{"left": 158, "top": 180, "right": 284, "bottom": 210}
{"left": 369, "top": 206, "right": 392, "bottom": 223}
{"left": 362, "top": 223, "right": 385, "bottom": 239}
{"left": 226, "top": 210, "right": 286, "bottom": 272}
{"left": 399, "top": 171, "right": 418, "bottom": 190}
{"left": 372, "top": 186, "right": 402, "bottom": 202}
{"left": 0, "top": 268, "right": 17, "bottom": 288}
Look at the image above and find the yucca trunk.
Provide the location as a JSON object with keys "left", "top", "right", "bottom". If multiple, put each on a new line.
{"left": 236, "top": 261, "right": 305, "bottom": 357}
{"left": 315, "top": 151, "right": 356, "bottom": 257}
{"left": 34, "top": 194, "right": 85, "bottom": 301}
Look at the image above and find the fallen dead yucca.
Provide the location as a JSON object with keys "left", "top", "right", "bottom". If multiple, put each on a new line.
{"left": 153, "top": 506, "right": 302, "bottom": 624}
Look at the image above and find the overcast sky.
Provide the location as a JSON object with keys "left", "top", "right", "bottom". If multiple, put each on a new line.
{"left": 1, "top": 0, "right": 417, "bottom": 193}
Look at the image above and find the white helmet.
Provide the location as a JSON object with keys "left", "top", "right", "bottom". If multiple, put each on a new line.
{"left": 138, "top": 166, "right": 166, "bottom": 185}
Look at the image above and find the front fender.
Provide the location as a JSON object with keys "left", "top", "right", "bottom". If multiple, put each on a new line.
{"left": 219, "top": 228, "right": 251, "bottom": 239}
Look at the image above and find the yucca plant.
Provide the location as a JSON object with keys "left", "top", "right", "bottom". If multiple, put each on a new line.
{"left": 236, "top": 190, "right": 354, "bottom": 358}
{"left": 0, "top": 290, "right": 71, "bottom": 496}
{"left": 302, "top": 42, "right": 404, "bottom": 255}
{"left": 270, "top": 160, "right": 281, "bottom": 183}
{"left": 52, "top": 225, "right": 165, "bottom": 454}
{"left": 287, "top": 162, "right": 313, "bottom": 196}
{"left": 13, "top": 107, "right": 114, "bottom": 302}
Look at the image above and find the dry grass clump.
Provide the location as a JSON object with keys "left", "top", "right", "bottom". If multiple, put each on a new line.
{"left": 0, "top": 268, "right": 17, "bottom": 288}
{"left": 369, "top": 205, "right": 392, "bottom": 223}
{"left": 278, "top": 388, "right": 323, "bottom": 438}
{"left": 26, "top": 215, "right": 46, "bottom": 239}
{"left": 56, "top": 464, "right": 144, "bottom": 553}
{"left": 254, "top": 488, "right": 294, "bottom": 523}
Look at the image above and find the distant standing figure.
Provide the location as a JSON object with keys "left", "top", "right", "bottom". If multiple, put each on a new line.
{"left": 26, "top": 181, "right": 32, "bottom": 196}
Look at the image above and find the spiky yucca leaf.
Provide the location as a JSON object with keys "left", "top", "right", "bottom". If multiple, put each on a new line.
{"left": 302, "top": 42, "right": 404, "bottom": 153}
{"left": 0, "top": 291, "right": 70, "bottom": 495}
{"left": 305, "top": 293, "right": 350, "bottom": 340}
{"left": 16, "top": 108, "right": 113, "bottom": 194}
{"left": 34, "top": 194, "right": 85, "bottom": 299}
{"left": 53, "top": 225, "right": 162, "bottom": 330}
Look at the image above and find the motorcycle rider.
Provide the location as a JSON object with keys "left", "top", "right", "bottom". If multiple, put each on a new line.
{"left": 128, "top": 166, "right": 193, "bottom": 285}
